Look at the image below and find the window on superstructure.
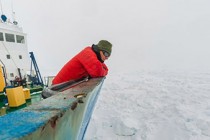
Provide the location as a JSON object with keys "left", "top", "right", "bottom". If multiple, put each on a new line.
{"left": 6, "top": 55, "right": 10, "bottom": 59}
{"left": 10, "top": 73, "right": 14, "bottom": 77}
{"left": 0, "top": 32, "right": 4, "bottom": 41}
{"left": 19, "top": 55, "right": 22, "bottom": 59}
{"left": 5, "top": 33, "right": 15, "bottom": 42}
{"left": 16, "top": 35, "right": 25, "bottom": 44}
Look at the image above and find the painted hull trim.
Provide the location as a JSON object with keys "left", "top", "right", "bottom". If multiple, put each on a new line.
{"left": 0, "top": 78, "right": 105, "bottom": 140}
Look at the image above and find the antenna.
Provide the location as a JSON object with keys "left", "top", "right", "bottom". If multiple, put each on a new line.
{"left": 11, "top": 0, "right": 13, "bottom": 13}
{"left": 11, "top": 0, "right": 14, "bottom": 19}
{"left": 11, "top": 0, "right": 18, "bottom": 25}
{"left": 0, "top": 0, "right": 3, "bottom": 14}
{"left": 0, "top": 0, "right": 7, "bottom": 22}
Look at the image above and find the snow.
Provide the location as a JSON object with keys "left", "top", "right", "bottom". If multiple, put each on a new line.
{"left": 85, "top": 70, "right": 210, "bottom": 140}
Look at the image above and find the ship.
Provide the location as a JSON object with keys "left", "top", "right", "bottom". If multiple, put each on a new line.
{"left": 0, "top": 77, "right": 105, "bottom": 140}
{"left": 0, "top": 11, "right": 44, "bottom": 115}
{"left": 0, "top": 6, "right": 105, "bottom": 140}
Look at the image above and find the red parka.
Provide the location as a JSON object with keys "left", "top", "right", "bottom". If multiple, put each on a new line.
{"left": 52, "top": 47, "right": 108, "bottom": 85}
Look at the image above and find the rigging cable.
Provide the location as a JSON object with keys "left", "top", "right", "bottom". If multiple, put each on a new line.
{"left": 0, "top": 59, "right": 8, "bottom": 84}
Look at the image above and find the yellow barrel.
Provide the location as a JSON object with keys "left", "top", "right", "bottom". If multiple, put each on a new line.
{"left": 23, "top": 88, "right": 31, "bottom": 100}
{"left": 6, "top": 86, "right": 26, "bottom": 107}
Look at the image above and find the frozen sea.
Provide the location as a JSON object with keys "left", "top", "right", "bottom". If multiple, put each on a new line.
{"left": 85, "top": 70, "right": 210, "bottom": 140}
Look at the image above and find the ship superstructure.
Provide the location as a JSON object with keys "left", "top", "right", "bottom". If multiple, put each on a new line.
{"left": 0, "top": 20, "right": 31, "bottom": 86}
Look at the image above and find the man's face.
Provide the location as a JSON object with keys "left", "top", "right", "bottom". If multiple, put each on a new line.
{"left": 100, "top": 51, "right": 110, "bottom": 61}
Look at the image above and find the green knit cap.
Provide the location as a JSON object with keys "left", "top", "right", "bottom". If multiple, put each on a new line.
{"left": 97, "top": 40, "right": 112, "bottom": 55}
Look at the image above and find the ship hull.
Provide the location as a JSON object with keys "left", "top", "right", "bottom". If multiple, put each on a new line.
{"left": 0, "top": 78, "right": 104, "bottom": 140}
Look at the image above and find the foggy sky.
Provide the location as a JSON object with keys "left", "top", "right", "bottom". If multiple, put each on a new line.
{"left": 2, "top": 0, "right": 210, "bottom": 76}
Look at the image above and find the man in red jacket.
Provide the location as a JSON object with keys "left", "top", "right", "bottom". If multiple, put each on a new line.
{"left": 52, "top": 40, "right": 112, "bottom": 85}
